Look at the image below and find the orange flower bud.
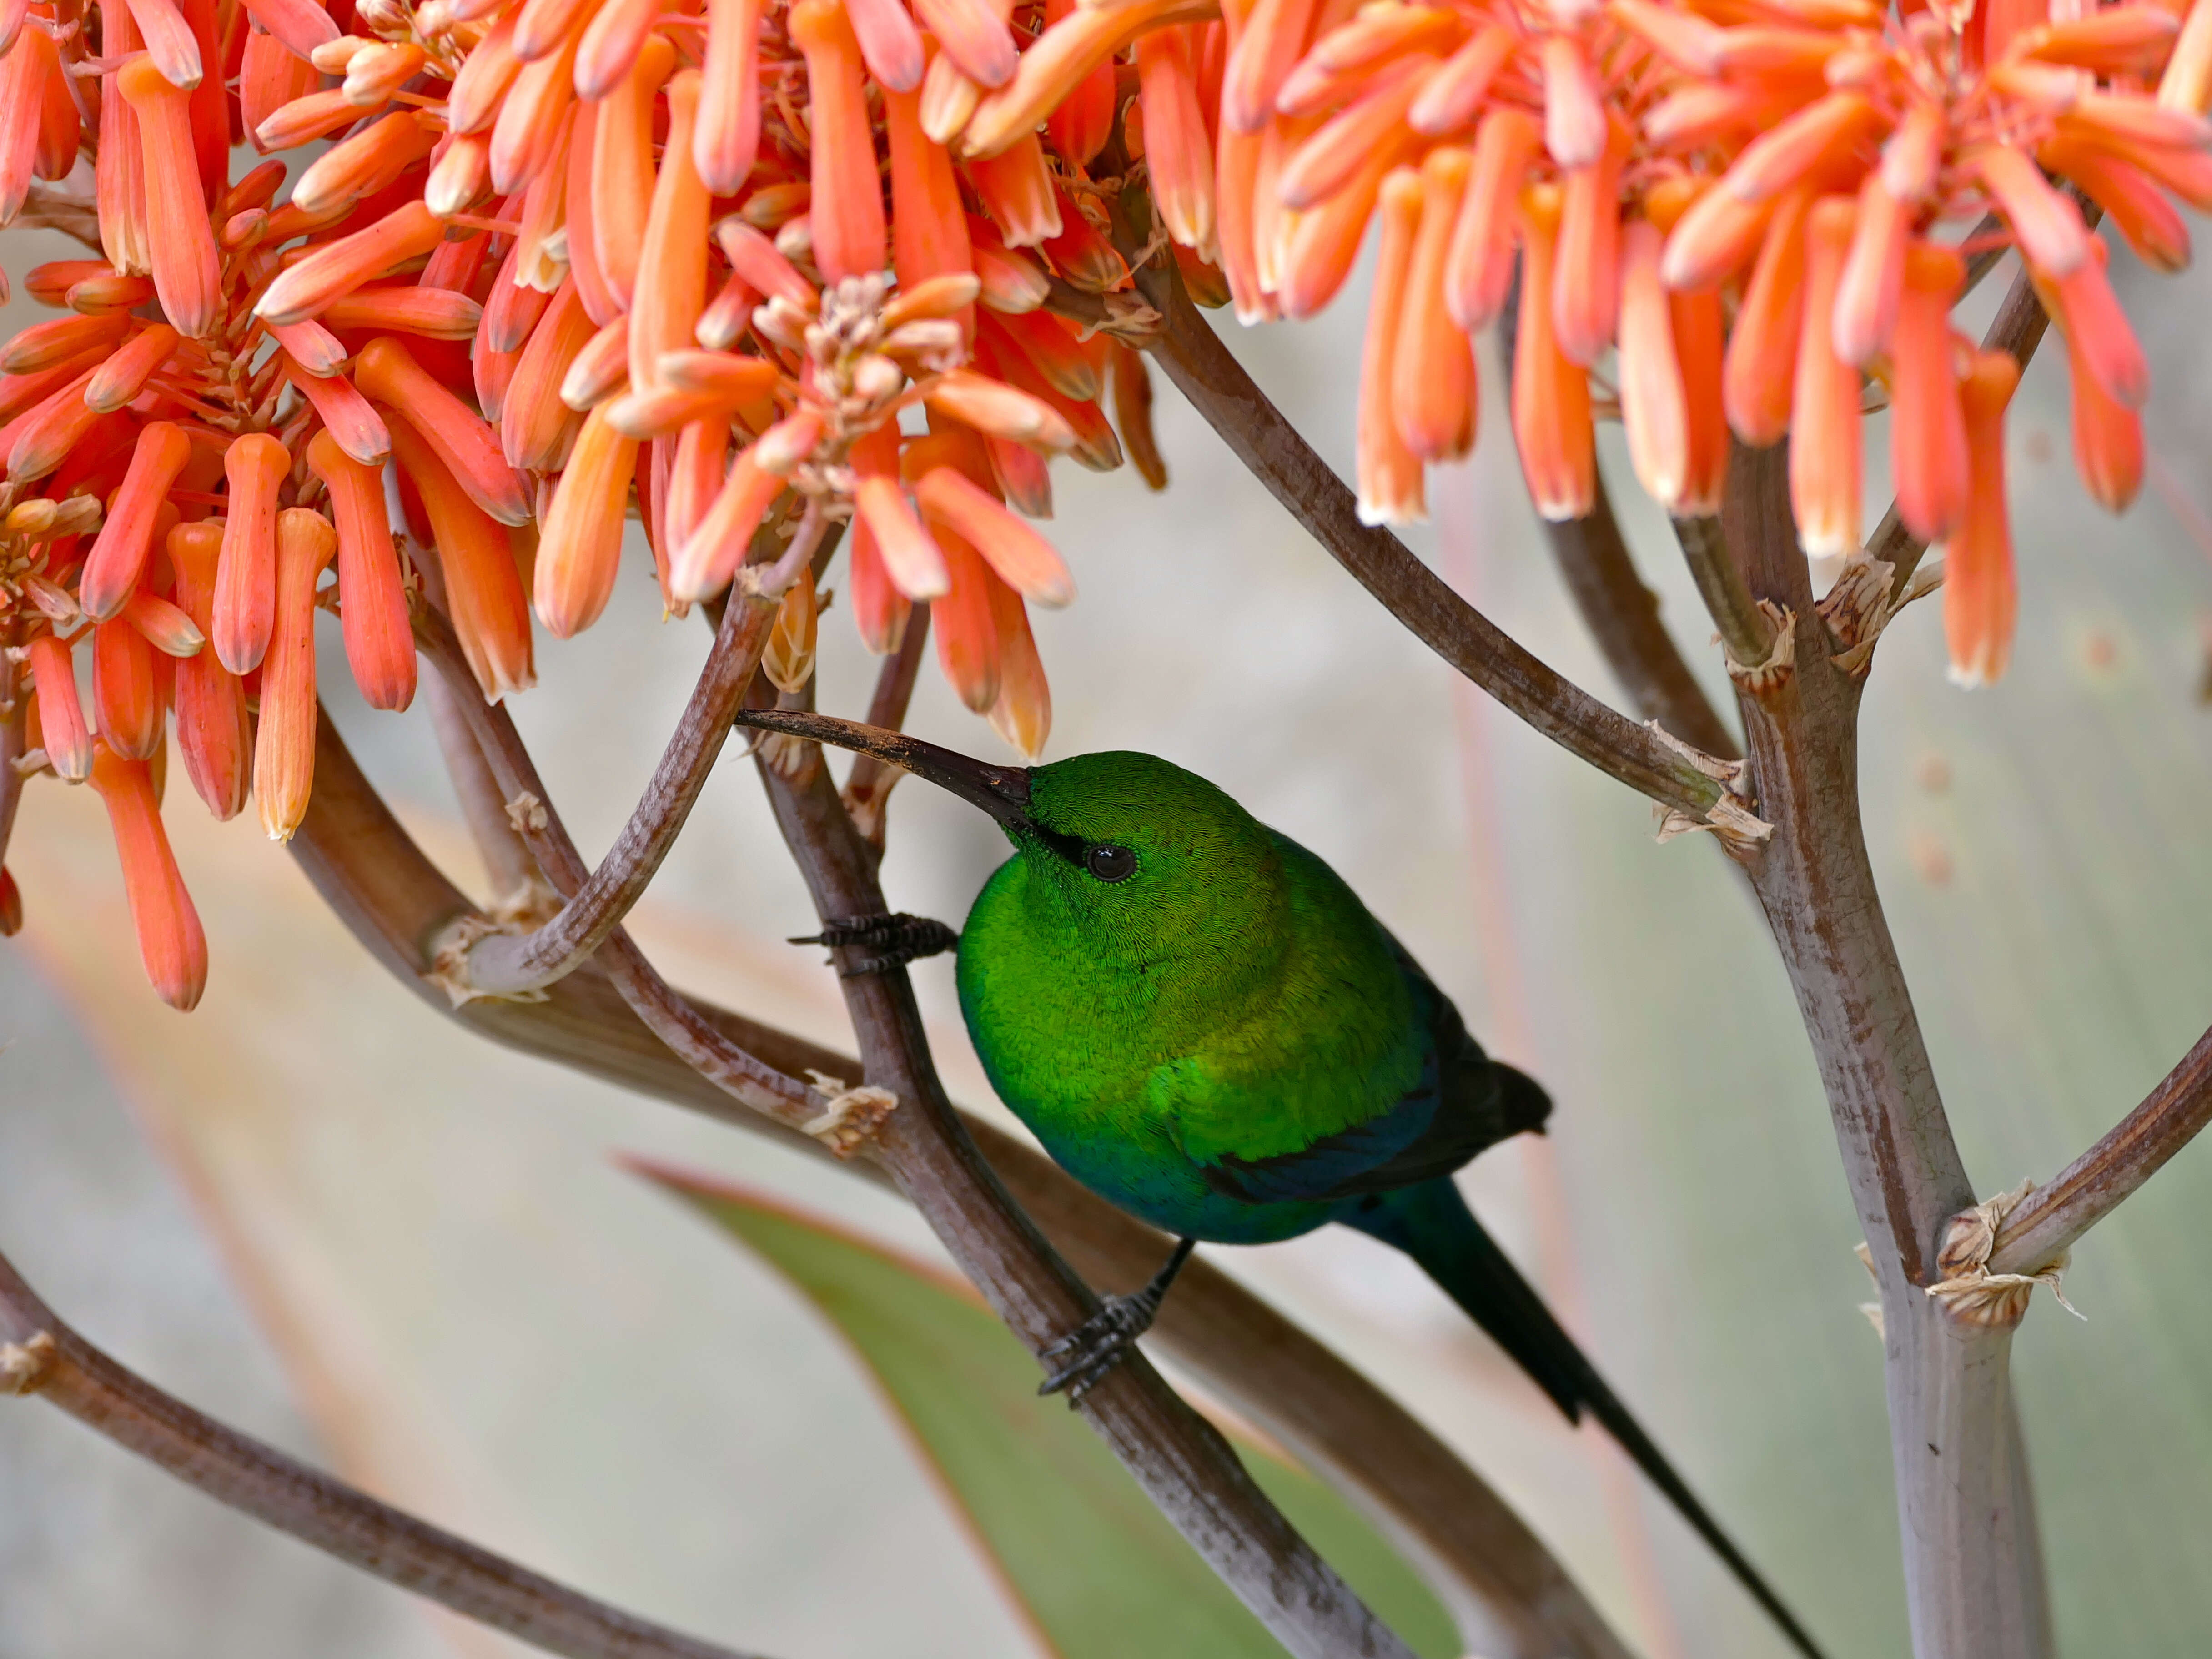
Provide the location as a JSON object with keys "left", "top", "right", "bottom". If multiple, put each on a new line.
{"left": 503, "top": 279, "right": 593, "bottom": 471}
{"left": 965, "top": 134, "right": 1061, "bottom": 250}
{"left": 1673, "top": 286, "right": 1728, "bottom": 517}
{"left": 254, "top": 508, "right": 337, "bottom": 841}
{"left": 1042, "top": 0, "right": 1114, "bottom": 166}
{"left": 512, "top": 0, "right": 597, "bottom": 62}
{"left": 1618, "top": 218, "right": 1693, "bottom": 515}
{"left": 166, "top": 522, "right": 251, "bottom": 819}
{"left": 122, "top": 591, "right": 206, "bottom": 658}
{"left": 930, "top": 523, "right": 1000, "bottom": 713}
{"left": 695, "top": 0, "right": 764, "bottom": 194}
{"left": 922, "top": 369, "right": 1078, "bottom": 451}
{"left": 914, "top": 0, "right": 1014, "bottom": 88}
{"left": 561, "top": 313, "right": 631, "bottom": 409}
{"left": 1887, "top": 244, "right": 1970, "bottom": 545}
{"left": 488, "top": 25, "right": 579, "bottom": 194}
{"left": 790, "top": 0, "right": 887, "bottom": 282}
{"left": 575, "top": 0, "right": 659, "bottom": 98}
{"left": 322, "top": 287, "right": 485, "bottom": 340}
{"left": 213, "top": 432, "right": 289, "bottom": 674}
{"left": 389, "top": 416, "right": 535, "bottom": 701}
{"left": 2048, "top": 235, "right": 2148, "bottom": 408}
{"left": 447, "top": 13, "right": 522, "bottom": 134}
{"left": 980, "top": 309, "right": 1097, "bottom": 401}
{"left": 1222, "top": 0, "right": 1321, "bottom": 135}
{"left": 1553, "top": 126, "right": 1625, "bottom": 368}
{"left": 307, "top": 428, "right": 417, "bottom": 710}
{"left": 913, "top": 461, "right": 1073, "bottom": 608}
{"left": 1393, "top": 146, "right": 1475, "bottom": 463}
{"left": 984, "top": 569, "right": 1048, "bottom": 759}
{"left": 846, "top": 0, "right": 925, "bottom": 91}
{"left": 256, "top": 200, "right": 445, "bottom": 326}
{"left": 1357, "top": 170, "right": 1427, "bottom": 527}
{"left": 534, "top": 401, "right": 637, "bottom": 633}
{"left": 853, "top": 471, "right": 951, "bottom": 601}
{"left": 630, "top": 68, "right": 712, "bottom": 392}
{"left": 241, "top": 0, "right": 339, "bottom": 57}
{"left": 117, "top": 57, "right": 222, "bottom": 339}
{"left": 240, "top": 30, "right": 322, "bottom": 149}
{"left": 592, "top": 35, "right": 675, "bottom": 312}
{"left": 85, "top": 324, "right": 185, "bottom": 414}
{"left": 89, "top": 744, "right": 208, "bottom": 1010}
{"left": 94, "top": 614, "right": 166, "bottom": 761}
{"left": 1278, "top": 54, "right": 1437, "bottom": 213}
{"left": 1139, "top": 26, "right": 1216, "bottom": 256}
{"left": 1946, "top": 349, "right": 2023, "bottom": 688}
{"left": 1725, "top": 92, "right": 1880, "bottom": 206}
{"left": 266, "top": 317, "right": 349, "bottom": 376}
{"left": 668, "top": 429, "right": 792, "bottom": 602}
{"left": 25, "top": 633, "right": 91, "bottom": 781}
{"left": 0, "top": 25, "right": 61, "bottom": 224}
{"left": 1277, "top": 140, "right": 1402, "bottom": 319}
{"left": 1445, "top": 107, "right": 1539, "bottom": 332}
{"left": 664, "top": 413, "right": 731, "bottom": 562}
{"left": 354, "top": 336, "right": 533, "bottom": 525}
{"left": 1790, "top": 195, "right": 1862, "bottom": 559}
{"left": 294, "top": 110, "right": 439, "bottom": 220}
{"left": 846, "top": 513, "right": 910, "bottom": 655}
{"left": 1723, "top": 186, "right": 1809, "bottom": 447}
{"left": 80, "top": 421, "right": 193, "bottom": 621}
{"left": 287, "top": 359, "right": 392, "bottom": 464}
{"left": 122, "top": 0, "right": 204, "bottom": 88}
{"left": 1511, "top": 184, "right": 1594, "bottom": 523}
{"left": 714, "top": 217, "right": 819, "bottom": 312}
{"left": 1, "top": 312, "right": 131, "bottom": 374}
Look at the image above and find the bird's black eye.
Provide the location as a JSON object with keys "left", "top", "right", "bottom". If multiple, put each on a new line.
{"left": 1084, "top": 844, "right": 1136, "bottom": 883}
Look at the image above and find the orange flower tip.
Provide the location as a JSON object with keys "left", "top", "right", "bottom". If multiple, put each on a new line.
{"left": 124, "top": 592, "right": 206, "bottom": 658}
{"left": 714, "top": 219, "right": 820, "bottom": 312}
{"left": 845, "top": 0, "right": 926, "bottom": 91}
{"left": 247, "top": 0, "right": 344, "bottom": 60}
{"left": 117, "top": 0, "right": 206, "bottom": 90}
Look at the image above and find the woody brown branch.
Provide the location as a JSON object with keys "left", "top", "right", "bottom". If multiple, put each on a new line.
{"left": 0, "top": 1248, "right": 769, "bottom": 1659}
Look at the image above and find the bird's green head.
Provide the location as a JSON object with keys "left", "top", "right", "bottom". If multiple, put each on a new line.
{"left": 731, "top": 711, "right": 1284, "bottom": 964}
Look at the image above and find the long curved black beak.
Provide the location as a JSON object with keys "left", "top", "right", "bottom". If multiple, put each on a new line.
{"left": 732, "top": 709, "right": 1032, "bottom": 828}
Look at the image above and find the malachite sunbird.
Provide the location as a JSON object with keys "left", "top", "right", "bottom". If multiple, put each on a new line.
{"left": 740, "top": 709, "right": 1823, "bottom": 1659}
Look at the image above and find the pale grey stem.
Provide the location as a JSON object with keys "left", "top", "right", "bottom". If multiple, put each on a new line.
{"left": 1723, "top": 444, "right": 2050, "bottom": 1659}
{"left": 0, "top": 1249, "right": 771, "bottom": 1659}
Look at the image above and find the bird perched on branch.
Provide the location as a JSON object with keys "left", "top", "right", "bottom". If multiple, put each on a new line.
{"left": 740, "top": 708, "right": 1824, "bottom": 1659}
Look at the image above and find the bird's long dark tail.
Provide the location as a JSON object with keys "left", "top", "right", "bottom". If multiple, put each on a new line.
{"left": 1346, "top": 1176, "right": 1826, "bottom": 1659}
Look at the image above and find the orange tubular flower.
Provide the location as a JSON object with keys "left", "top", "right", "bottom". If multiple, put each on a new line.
{"left": 914, "top": 466, "right": 1076, "bottom": 605}
{"left": 1511, "top": 184, "right": 1594, "bottom": 524}
{"left": 595, "top": 36, "right": 676, "bottom": 313}
{"left": 389, "top": 418, "right": 536, "bottom": 702}
{"left": 257, "top": 198, "right": 444, "bottom": 317}
{"left": 1946, "top": 349, "right": 2023, "bottom": 688}
{"left": 930, "top": 524, "right": 1001, "bottom": 714}
{"left": 503, "top": 281, "right": 594, "bottom": 473}
{"left": 629, "top": 68, "right": 713, "bottom": 394}
{"left": 1393, "top": 147, "right": 1476, "bottom": 465}
{"left": 93, "top": 615, "right": 165, "bottom": 762}
{"left": 1789, "top": 196, "right": 1861, "bottom": 561}
{"left": 1618, "top": 218, "right": 1691, "bottom": 516}
{"left": 116, "top": 58, "right": 221, "bottom": 340}
{"left": 1724, "top": 187, "right": 1810, "bottom": 448}
{"left": 1886, "top": 244, "right": 1969, "bottom": 547}
{"left": 307, "top": 429, "right": 417, "bottom": 712}
{"left": 80, "top": 420, "right": 192, "bottom": 620}
{"left": 25, "top": 633, "right": 91, "bottom": 781}
{"left": 85, "top": 324, "right": 184, "bottom": 414}
{"left": 984, "top": 572, "right": 1050, "bottom": 759}
{"left": 695, "top": 0, "right": 764, "bottom": 196}
{"left": 1140, "top": 27, "right": 1216, "bottom": 256}
{"left": 255, "top": 508, "right": 338, "bottom": 843}
{"left": 166, "top": 522, "right": 251, "bottom": 820}
{"left": 89, "top": 745, "right": 208, "bottom": 1011}
{"left": 535, "top": 402, "right": 639, "bottom": 633}
{"left": 1357, "top": 170, "right": 1427, "bottom": 528}
{"left": 355, "top": 337, "right": 533, "bottom": 526}
{"left": 791, "top": 0, "right": 888, "bottom": 282}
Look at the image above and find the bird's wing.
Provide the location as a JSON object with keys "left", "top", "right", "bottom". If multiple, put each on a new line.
{"left": 1194, "top": 934, "right": 1550, "bottom": 1207}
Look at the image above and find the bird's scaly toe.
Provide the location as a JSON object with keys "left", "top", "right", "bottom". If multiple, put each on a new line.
{"left": 788, "top": 913, "right": 959, "bottom": 977}
{"left": 1036, "top": 1295, "right": 1154, "bottom": 1404}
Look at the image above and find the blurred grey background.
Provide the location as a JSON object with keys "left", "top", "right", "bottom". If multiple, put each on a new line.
{"left": 5, "top": 211, "right": 2212, "bottom": 1659}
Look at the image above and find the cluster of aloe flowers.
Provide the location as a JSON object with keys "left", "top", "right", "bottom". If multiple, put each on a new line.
{"left": 0, "top": 0, "right": 2203, "bottom": 1009}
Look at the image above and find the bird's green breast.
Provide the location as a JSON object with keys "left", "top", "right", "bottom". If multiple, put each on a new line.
{"left": 955, "top": 830, "right": 1425, "bottom": 1238}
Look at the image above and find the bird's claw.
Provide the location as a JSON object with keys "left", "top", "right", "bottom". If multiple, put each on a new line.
{"left": 788, "top": 913, "right": 958, "bottom": 977}
{"left": 1037, "top": 1293, "right": 1158, "bottom": 1406}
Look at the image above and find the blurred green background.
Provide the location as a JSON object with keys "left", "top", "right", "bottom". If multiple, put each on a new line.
{"left": 4, "top": 214, "right": 2210, "bottom": 1659}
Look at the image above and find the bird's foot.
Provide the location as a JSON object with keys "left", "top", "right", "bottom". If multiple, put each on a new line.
{"left": 789, "top": 913, "right": 958, "bottom": 977}
{"left": 1037, "top": 1293, "right": 1160, "bottom": 1405}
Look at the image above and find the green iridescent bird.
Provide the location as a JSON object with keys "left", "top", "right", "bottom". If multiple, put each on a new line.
{"left": 739, "top": 709, "right": 1821, "bottom": 1659}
